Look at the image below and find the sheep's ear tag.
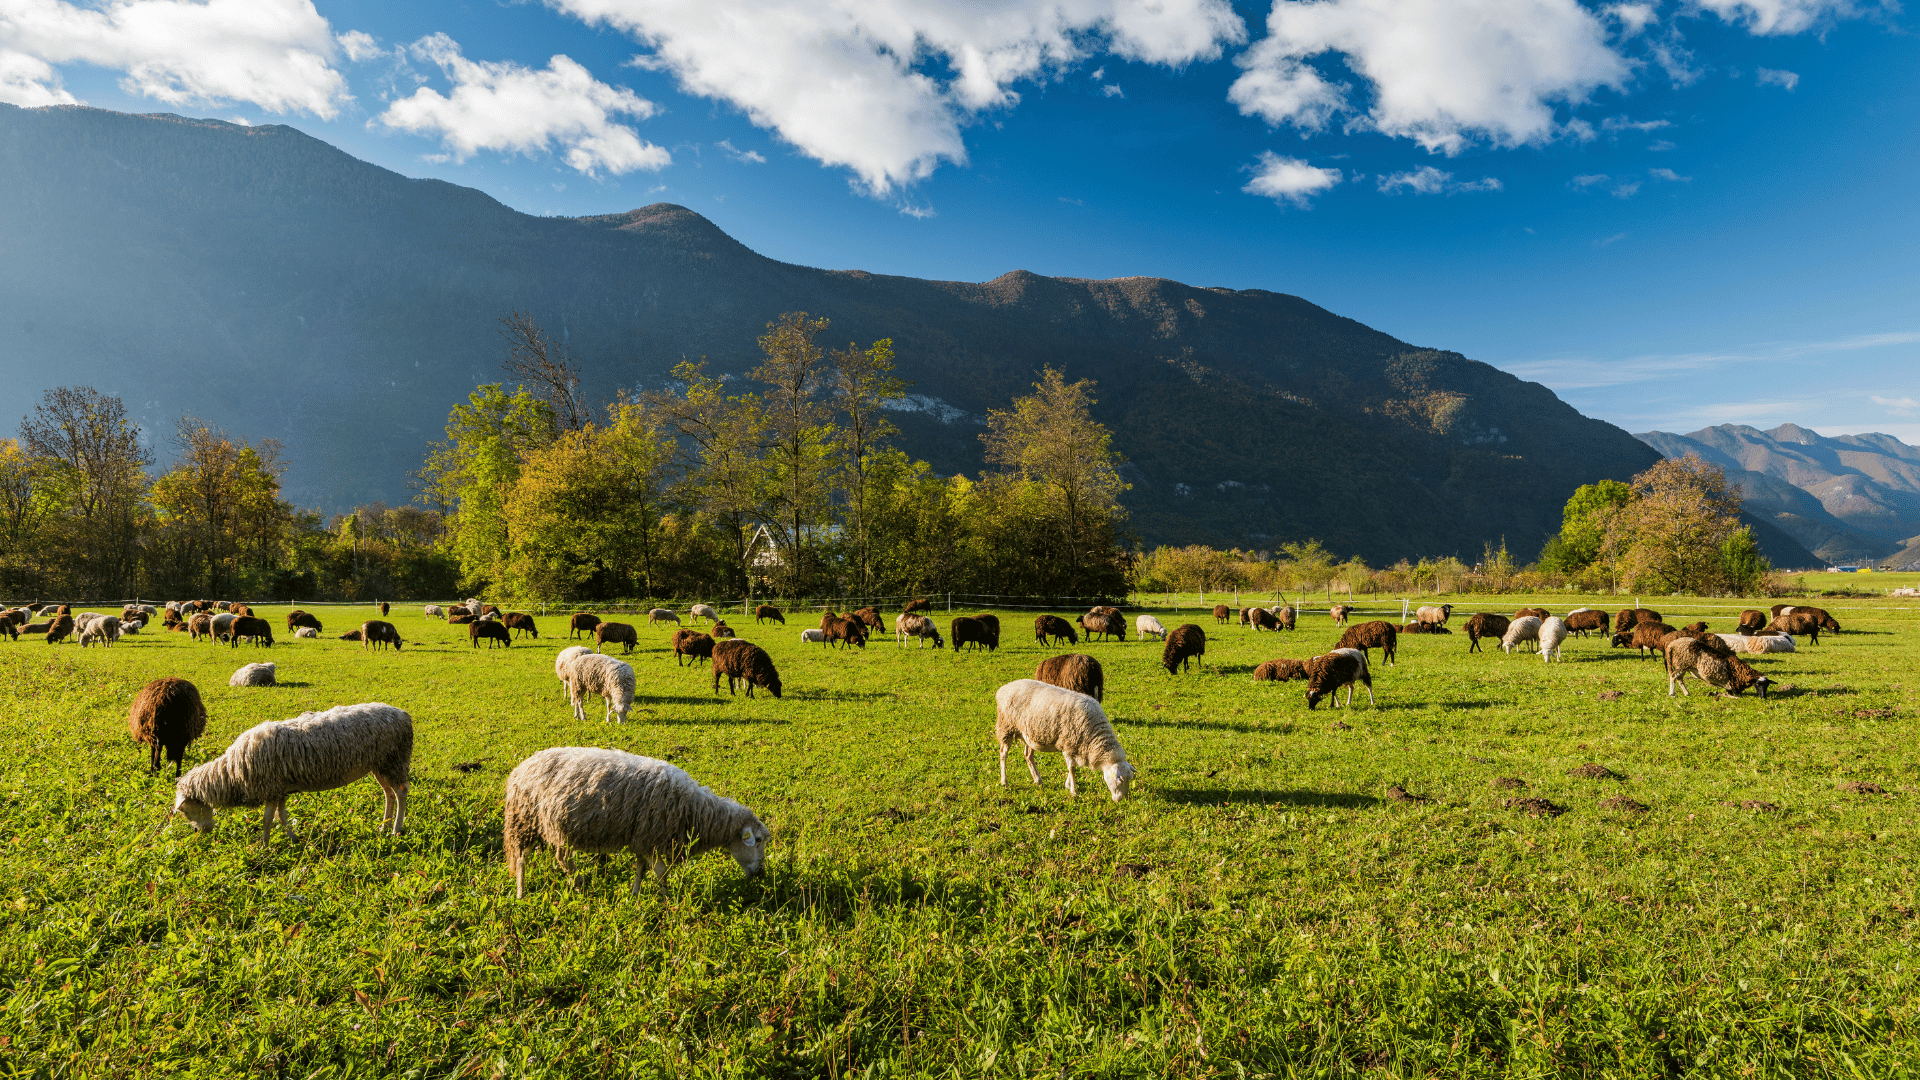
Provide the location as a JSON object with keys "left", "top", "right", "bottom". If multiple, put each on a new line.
{"left": 741, "top": 827, "right": 756, "bottom": 846}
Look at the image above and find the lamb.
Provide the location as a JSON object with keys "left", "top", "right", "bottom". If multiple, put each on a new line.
{"left": 1414, "top": 603, "right": 1453, "bottom": 626}
{"left": 1665, "top": 637, "right": 1771, "bottom": 699}
{"left": 1501, "top": 616, "right": 1543, "bottom": 654}
{"left": 1079, "top": 611, "right": 1127, "bottom": 642}
{"left": 1213, "top": 604, "right": 1232, "bottom": 624}
{"left": 504, "top": 613, "right": 539, "bottom": 639}
{"left": 1334, "top": 621, "right": 1398, "bottom": 667}
{"left": 1330, "top": 604, "right": 1353, "bottom": 626}
{"left": 161, "top": 702, "right": 413, "bottom": 844}
{"left": 1769, "top": 611, "right": 1824, "bottom": 644}
{"left": 1610, "top": 621, "right": 1676, "bottom": 657}
{"left": 1033, "top": 614, "right": 1078, "bottom": 646}
{"left": 128, "top": 676, "right": 208, "bottom": 776}
{"left": 504, "top": 748, "right": 769, "bottom": 897}
{"left": 360, "top": 620, "right": 404, "bottom": 651}
{"left": 689, "top": 603, "right": 720, "bottom": 624}
{"left": 1034, "top": 653, "right": 1105, "bottom": 702}
{"left": 1135, "top": 613, "right": 1167, "bottom": 641}
{"left": 824, "top": 616, "right": 869, "bottom": 650}
{"left": 755, "top": 605, "right": 785, "bottom": 625}
{"left": 595, "top": 622, "right": 637, "bottom": 655}
{"left": 554, "top": 645, "right": 591, "bottom": 699}
{"left": 800, "top": 628, "right": 828, "bottom": 644}
{"left": 647, "top": 608, "right": 680, "bottom": 627}
{"left": 1245, "top": 607, "right": 1279, "bottom": 632}
{"left": 712, "top": 639, "right": 782, "bottom": 698}
{"left": 1737, "top": 609, "right": 1768, "bottom": 633}
{"left": 229, "top": 662, "right": 276, "bottom": 687}
{"left": 1305, "top": 648, "right": 1374, "bottom": 709}
{"left": 229, "top": 616, "right": 274, "bottom": 648}
{"left": 471, "top": 620, "right": 512, "bottom": 649}
{"left": 895, "top": 613, "right": 945, "bottom": 648}
{"left": 78, "top": 615, "right": 121, "bottom": 647}
{"left": 994, "top": 679, "right": 1134, "bottom": 801}
{"left": 1537, "top": 616, "right": 1569, "bottom": 662}
{"left": 564, "top": 653, "right": 636, "bottom": 722}
{"left": 660, "top": 629, "right": 712, "bottom": 667}
{"left": 1563, "top": 608, "right": 1607, "bottom": 637}
{"left": 710, "top": 621, "right": 737, "bottom": 639}
{"left": 1162, "top": 624, "right": 1206, "bottom": 674}
{"left": 287, "top": 610, "right": 323, "bottom": 634}
{"left": 295, "top": 627, "right": 317, "bottom": 639}
{"left": 569, "top": 612, "right": 601, "bottom": 640}
{"left": 1253, "top": 658, "right": 1308, "bottom": 682}
{"left": 423, "top": 604, "right": 444, "bottom": 620}
{"left": 1614, "top": 608, "right": 1662, "bottom": 633}
{"left": 951, "top": 616, "right": 997, "bottom": 653}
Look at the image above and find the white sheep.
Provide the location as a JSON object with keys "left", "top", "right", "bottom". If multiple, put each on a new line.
{"left": 647, "top": 608, "right": 680, "bottom": 627}
{"left": 800, "top": 628, "right": 828, "bottom": 644}
{"left": 423, "top": 604, "right": 444, "bottom": 619}
{"left": 1715, "top": 633, "right": 1797, "bottom": 654}
{"left": 211, "top": 612, "right": 236, "bottom": 641}
{"left": 121, "top": 620, "right": 142, "bottom": 635}
{"left": 994, "top": 679, "right": 1135, "bottom": 801}
{"left": 229, "top": 662, "right": 276, "bottom": 687}
{"left": 1134, "top": 613, "right": 1167, "bottom": 641}
{"left": 555, "top": 645, "right": 592, "bottom": 700}
{"left": 1502, "top": 615, "right": 1543, "bottom": 654}
{"left": 295, "top": 626, "right": 318, "bottom": 639}
{"left": 894, "top": 613, "right": 944, "bottom": 648}
{"left": 1538, "top": 616, "right": 1569, "bottom": 662}
{"left": 504, "top": 747, "right": 770, "bottom": 897}
{"left": 1415, "top": 603, "right": 1453, "bottom": 626}
{"left": 78, "top": 615, "right": 121, "bottom": 647}
{"left": 162, "top": 702, "right": 412, "bottom": 844}
{"left": 565, "top": 653, "right": 635, "bottom": 723}
{"left": 689, "top": 603, "right": 720, "bottom": 624}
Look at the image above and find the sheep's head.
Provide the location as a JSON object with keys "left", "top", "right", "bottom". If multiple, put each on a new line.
{"left": 762, "top": 674, "right": 783, "bottom": 699}
{"left": 726, "top": 820, "right": 772, "bottom": 877}
{"left": 1609, "top": 632, "right": 1632, "bottom": 648}
{"left": 932, "top": 632, "right": 946, "bottom": 649}
{"left": 1103, "top": 761, "right": 1135, "bottom": 802}
{"left": 172, "top": 795, "right": 215, "bottom": 834}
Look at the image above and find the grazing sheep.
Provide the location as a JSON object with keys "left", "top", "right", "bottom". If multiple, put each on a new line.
{"left": 1538, "top": 616, "right": 1569, "bottom": 662}
{"left": 1666, "top": 637, "right": 1772, "bottom": 699}
{"left": 1769, "top": 611, "right": 1824, "bottom": 644}
{"left": 1034, "top": 653, "right": 1105, "bottom": 702}
{"left": 824, "top": 616, "right": 869, "bottom": 650}
{"left": 1512, "top": 607, "right": 1550, "bottom": 621}
{"left": 554, "top": 645, "right": 591, "bottom": 700}
{"left": 1614, "top": 608, "right": 1662, "bottom": 633}
{"left": 647, "top": 608, "right": 680, "bottom": 627}
{"left": 1330, "top": 604, "right": 1353, "bottom": 626}
{"left": 564, "top": 654, "right": 636, "bottom": 723}
{"left": 903, "top": 598, "right": 932, "bottom": 614}
{"left": 1080, "top": 611, "right": 1127, "bottom": 642}
{"left": 210, "top": 612, "right": 237, "bottom": 642}
{"left": 755, "top": 605, "right": 785, "bottom": 625}
{"left": 360, "top": 621, "right": 404, "bottom": 651}
{"left": 1135, "top": 613, "right": 1167, "bottom": 641}
{"left": 672, "top": 629, "right": 716, "bottom": 666}
{"left": 951, "top": 616, "right": 997, "bottom": 653}
{"left": 1274, "top": 606, "right": 1297, "bottom": 631}
{"left": 1034, "top": 615, "right": 1078, "bottom": 647}
{"left": 1212, "top": 604, "right": 1232, "bottom": 625}
{"left": 128, "top": 676, "right": 208, "bottom": 777}
{"left": 379, "top": 601, "right": 390, "bottom": 617}
{"left": 229, "top": 616, "right": 274, "bottom": 648}
{"left": 448, "top": 613, "right": 476, "bottom": 625}
{"left": 1610, "top": 621, "right": 1676, "bottom": 657}
{"left": 1253, "top": 658, "right": 1308, "bottom": 682}
{"left": 216, "top": 601, "right": 231, "bottom": 612}
{"left": 895, "top": 613, "right": 945, "bottom": 649}
{"left": 1246, "top": 607, "right": 1279, "bottom": 632}
{"left": 120, "top": 619, "right": 141, "bottom": 635}
{"left": 712, "top": 640, "right": 782, "bottom": 699}
{"left": 1737, "top": 609, "right": 1768, "bottom": 633}
{"left": 1162, "top": 624, "right": 1206, "bottom": 674}
{"left": 1465, "top": 612, "right": 1511, "bottom": 654}
{"left": 229, "top": 662, "right": 276, "bottom": 687}
{"left": 447, "top": 605, "right": 472, "bottom": 620}
{"left": 504, "top": 748, "right": 770, "bottom": 897}
{"left": 1414, "top": 604, "right": 1453, "bottom": 626}
{"left": 1564, "top": 608, "right": 1608, "bottom": 637}
{"left": 338, "top": 630, "right": 364, "bottom": 642}
{"left": 1399, "top": 622, "right": 1452, "bottom": 635}
{"left": 800, "top": 628, "right": 828, "bottom": 645}
{"left": 689, "top": 603, "right": 720, "bottom": 625}
{"left": 710, "top": 620, "right": 737, "bottom": 639}
{"left": 569, "top": 612, "right": 601, "bottom": 640}
{"left": 496, "top": 612, "right": 537, "bottom": 639}
{"left": 1334, "top": 621, "right": 1398, "bottom": 667}
{"left": 1770, "top": 605, "right": 1838, "bottom": 631}
{"left": 595, "top": 622, "right": 638, "bottom": 655}
{"left": 854, "top": 607, "right": 885, "bottom": 632}
{"left": 1239, "top": 606, "right": 1257, "bottom": 627}
{"left": 1305, "top": 648, "right": 1374, "bottom": 709}
{"left": 470, "top": 620, "right": 512, "bottom": 649}
{"left": 423, "top": 604, "right": 445, "bottom": 620}
{"left": 1501, "top": 616, "right": 1543, "bottom": 655}
{"left": 45, "top": 614, "right": 74, "bottom": 644}
{"left": 162, "top": 702, "right": 413, "bottom": 844}
{"left": 295, "top": 627, "right": 317, "bottom": 639}
{"left": 994, "top": 679, "right": 1134, "bottom": 801}
{"left": 287, "top": 610, "right": 323, "bottom": 634}
{"left": 78, "top": 615, "right": 121, "bottom": 648}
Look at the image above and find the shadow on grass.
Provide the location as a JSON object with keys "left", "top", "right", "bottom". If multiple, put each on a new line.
{"left": 1158, "top": 788, "right": 1380, "bottom": 808}
{"left": 1119, "top": 716, "right": 1295, "bottom": 734}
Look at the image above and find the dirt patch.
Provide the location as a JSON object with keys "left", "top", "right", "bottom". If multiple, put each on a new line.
{"left": 1598, "top": 690, "right": 1624, "bottom": 702}
{"left": 1329, "top": 721, "right": 1353, "bottom": 731}
{"left": 1729, "top": 800, "right": 1784, "bottom": 812}
{"left": 1467, "top": 755, "right": 1494, "bottom": 764}
{"left": 1492, "top": 777, "right": 1529, "bottom": 790}
{"left": 870, "top": 807, "right": 911, "bottom": 823}
{"left": 1839, "top": 781, "right": 1888, "bottom": 795}
{"left": 1505, "top": 797, "right": 1567, "bottom": 818}
{"left": 450, "top": 760, "right": 484, "bottom": 773}
{"left": 1601, "top": 796, "right": 1650, "bottom": 813}
{"left": 1568, "top": 763, "right": 1619, "bottom": 780}
{"left": 1113, "top": 863, "right": 1153, "bottom": 879}
{"left": 1854, "top": 708, "right": 1899, "bottom": 720}
{"left": 1386, "top": 785, "right": 1431, "bottom": 803}
{"left": 1018, "top": 805, "right": 1051, "bottom": 815}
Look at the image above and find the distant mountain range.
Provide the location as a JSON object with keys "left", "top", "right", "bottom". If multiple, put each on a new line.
{"left": 0, "top": 102, "right": 1762, "bottom": 565}
{"left": 1637, "top": 423, "right": 1920, "bottom": 569}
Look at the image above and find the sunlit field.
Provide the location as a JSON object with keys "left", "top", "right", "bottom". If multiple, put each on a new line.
{"left": 1, "top": 593, "right": 1914, "bottom": 1077}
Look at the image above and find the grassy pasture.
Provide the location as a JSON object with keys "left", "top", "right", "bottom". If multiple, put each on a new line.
{"left": 0, "top": 595, "right": 1914, "bottom": 1078}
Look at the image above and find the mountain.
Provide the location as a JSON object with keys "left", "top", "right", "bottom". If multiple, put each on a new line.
{"left": 0, "top": 103, "right": 1667, "bottom": 564}
{"left": 1636, "top": 424, "right": 1920, "bottom": 567}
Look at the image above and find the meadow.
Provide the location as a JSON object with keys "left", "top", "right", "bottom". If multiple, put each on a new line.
{"left": 0, "top": 592, "right": 1914, "bottom": 1078}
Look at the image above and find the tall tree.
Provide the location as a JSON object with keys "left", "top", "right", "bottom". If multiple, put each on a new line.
{"left": 150, "top": 417, "right": 290, "bottom": 595}
{"left": 417, "top": 383, "right": 558, "bottom": 592}
{"left": 981, "top": 367, "right": 1130, "bottom": 592}
{"left": 499, "top": 310, "right": 589, "bottom": 433}
{"left": 645, "top": 361, "right": 768, "bottom": 601}
{"left": 830, "top": 337, "right": 905, "bottom": 595}
{"left": 1615, "top": 454, "right": 1746, "bottom": 594}
{"left": 751, "top": 313, "right": 834, "bottom": 597}
{"left": 20, "top": 386, "right": 150, "bottom": 594}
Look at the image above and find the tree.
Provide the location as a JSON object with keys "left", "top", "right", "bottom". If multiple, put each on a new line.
{"left": 1542, "top": 479, "right": 1633, "bottom": 573}
{"left": 645, "top": 361, "right": 769, "bottom": 600}
{"left": 20, "top": 386, "right": 150, "bottom": 594}
{"left": 1615, "top": 454, "right": 1746, "bottom": 594}
{"left": 1279, "top": 538, "right": 1336, "bottom": 596}
{"left": 499, "top": 311, "right": 589, "bottom": 433}
{"left": 417, "top": 384, "right": 558, "bottom": 592}
{"left": 751, "top": 313, "right": 835, "bottom": 597}
{"left": 150, "top": 417, "right": 289, "bottom": 596}
{"left": 981, "top": 368, "right": 1130, "bottom": 592}
{"left": 830, "top": 337, "right": 905, "bottom": 595}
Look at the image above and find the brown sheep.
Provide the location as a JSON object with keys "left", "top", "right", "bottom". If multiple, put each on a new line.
{"left": 449, "top": 613, "right": 476, "bottom": 625}
{"left": 504, "top": 612, "right": 538, "bottom": 639}
{"left": 855, "top": 607, "right": 885, "bottom": 631}
{"left": 229, "top": 616, "right": 274, "bottom": 647}
{"left": 1034, "top": 614, "right": 1078, "bottom": 647}
{"left": 229, "top": 603, "right": 252, "bottom": 618}
{"left": 1334, "top": 621, "right": 1397, "bottom": 666}
{"left": 128, "top": 676, "right": 208, "bottom": 777}
{"left": 672, "top": 629, "right": 716, "bottom": 666}
{"left": 710, "top": 620, "right": 737, "bottom": 639}
{"left": 825, "top": 616, "right": 869, "bottom": 650}
{"left": 1666, "top": 637, "right": 1771, "bottom": 698}
{"left": 569, "top": 612, "right": 601, "bottom": 639}
{"left": 1246, "top": 607, "right": 1279, "bottom": 632}
{"left": 20, "top": 620, "right": 51, "bottom": 636}
{"left": 45, "top": 614, "right": 74, "bottom": 644}
{"left": 361, "top": 620, "right": 404, "bottom": 651}
{"left": 1079, "top": 611, "right": 1127, "bottom": 642}
{"left": 1564, "top": 609, "right": 1608, "bottom": 637}
{"left": 481, "top": 605, "right": 500, "bottom": 617}
{"left": 339, "top": 629, "right": 364, "bottom": 642}
{"left": 447, "top": 605, "right": 472, "bottom": 619}
{"left": 1737, "top": 609, "right": 1768, "bottom": 633}
{"left": 595, "top": 622, "right": 638, "bottom": 654}
{"left": 1399, "top": 622, "right": 1451, "bottom": 635}
{"left": 1769, "top": 611, "right": 1823, "bottom": 644}
{"left": 1253, "top": 658, "right": 1308, "bottom": 682}
{"left": 1614, "top": 608, "right": 1662, "bottom": 633}
{"left": 1212, "top": 604, "right": 1232, "bottom": 624}
{"left": 287, "top": 609, "right": 323, "bottom": 633}
{"left": 754, "top": 604, "right": 785, "bottom": 625}
{"left": 712, "top": 639, "right": 782, "bottom": 698}
{"left": 470, "top": 620, "right": 512, "bottom": 649}
{"left": 903, "top": 597, "right": 932, "bottom": 614}
{"left": 952, "top": 616, "right": 997, "bottom": 653}
{"left": 1305, "top": 650, "right": 1373, "bottom": 709}
{"left": 1771, "top": 605, "right": 1840, "bottom": 632}
{"left": 1275, "top": 606, "right": 1297, "bottom": 631}
{"left": 1512, "top": 606, "right": 1550, "bottom": 621}
{"left": 379, "top": 601, "right": 391, "bottom": 617}
{"left": 1162, "top": 624, "right": 1206, "bottom": 674}
{"left": 1663, "top": 628, "right": 1734, "bottom": 656}
{"left": 1035, "top": 653, "right": 1105, "bottom": 701}
{"left": 1465, "top": 612, "right": 1510, "bottom": 653}
{"left": 1610, "top": 621, "right": 1675, "bottom": 657}
{"left": 1329, "top": 604, "right": 1352, "bottom": 626}
{"left": 1680, "top": 621, "right": 1709, "bottom": 635}
{"left": 974, "top": 613, "right": 1002, "bottom": 639}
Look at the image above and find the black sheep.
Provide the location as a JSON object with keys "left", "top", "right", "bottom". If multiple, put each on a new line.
{"left": 128, "top": 676, "right": 208, "bottom": 776}
{"left": 1162, "top": 624, "right": 1206, "bottom": 674}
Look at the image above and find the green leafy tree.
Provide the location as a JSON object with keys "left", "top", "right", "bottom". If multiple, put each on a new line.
{"left": 645, "top": 361, "right": 769, "bottom": 601}
{"left": 417, "top": 384, "right": 557, "bottom": 592}
{"left": 981, "top": 368, "right": 1130, "bottom": 594}
{"left": 830, "top": 337, "right": 905, "bottom": 595}
{"left": 752, "top": 313, "right": 835, "bottom": 597}
{"left": 1616, "top": 454, "right": 1746, "bottom": 594}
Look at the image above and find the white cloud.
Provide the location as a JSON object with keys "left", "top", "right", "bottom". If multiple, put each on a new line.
{"left": 1872, "top": 395, "right": 1919, "bottom": 416}
{"left": 1648, "top": 166, "right": 1690, "bottom": 181}
{"left": 1243, "top": 151, "right": 1341, "bottom": 206}
{"left": 1696, "top": 0, "right": 1857, "bottom": 35}
{"left": 1611, "top": 180, "right": 1640, "bottom": 198}
{"left": 1377, "top": 165, "right": 1501, "bottom": 194}
{"left": 378, "top": 34, "right": 669, "bottom": 176}
{"left": 1229, "top": 0, "right": 1630, "bottom": 155}
{"left": 1649, "top": 138, "right": 1675, "bottom": 150}
{"left": 1605, "top": 3, "right": 1659, "bottom": 34}
{"left": 336, "top": 29, "right": 384, "bottom": 63}
{"left": 716, "top": 138, "right": 765, "bottom": 164}
{"left": 1101, "top": 82, "right": 1125, "bottom": 97}
{"left": 1756, "top": 67, "right": 1800, "bottom": 90}
{"left": 0, "top": 0, "right": 348, "bottom": 117}
{"left": 0, "top": 49, "right": 76, "bottom": 106}
{"left": 1595, "top": 232, "right": 1627, "bottom": 246}
{"left": 1505, "top": 331, "right": 1920, "bottom": 389}
{"left": 1572, "top": 173, "right": 1611, "bottom": 188}
{"left": 1602, "top": 116, "right": 1670, "bottom": 132}
{"left": 551, "top": 0, "right": 1247, "bottom": 195}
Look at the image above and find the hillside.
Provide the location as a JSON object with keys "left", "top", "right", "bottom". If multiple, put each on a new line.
{"left": 0, "top": 103, "right": 1668, "bottom": 564}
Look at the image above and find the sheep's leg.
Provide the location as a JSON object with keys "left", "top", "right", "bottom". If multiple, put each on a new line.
{"left": 514, "top": 851, "right": 527, "bottom": 899}
{"left": 1023, "top": 742, "right": 1042, "bottom": 786}
{"left": 998, "top": 740, "right": 1010, "bottom": 786}
{"left": 649, "top": 858, "right": 670, "bottom": 888}
{"left": 1061, "top": 753, "right": 1078, "bottom": 796}
{"left": 258, "top": 804, "right": 278, "bottom": 845}
{"left": 149, "top": 742, "right": 161, "bottom": 772}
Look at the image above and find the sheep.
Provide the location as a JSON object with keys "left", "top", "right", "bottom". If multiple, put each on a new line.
{"left": 974, "top": 613, "right": 1001, "bottom": 638}
{"left": 1253, "top": 657, "right": 1308, "bottom": 682}
{"left": 504, "top": 613, "right": 538, "bottom": 639}
{"left": 360, "top": 620, "right": 404, "bottom": 651}
{"left": 447, "top": 605, "right": 472, "bottom": 619}
{"left": 1334, "top": 621, "right": 1398, "bottom": 667}
{"left": 569, "top": 612, "right": 601, "bottom": 639}
{"left": 504, "top": 748, "right": 770, "bottom": 897}
{"left": 825, "top": 616, "right": 869, "bottom": 650}
{"left": 595, "top": 622, "right": 637, "bottom": 655}
{"left": 471, "top": 620, "right": 512, "bottom": 649}
{"left": 211, "top": 612, "right": 237, "bottom": 642}
{"left": 79, "top": 615, "right": 121, "bottom": 648}
{"left": 1239, "top": 606, "right": 1257, "bottom": 627}
{"left": 216, "top": 601, "right": 231, "bottom": 612}
{"left": 19, "top": 620, "right": 51, "bottom": 636}
{"left": 1088, "top": 605, "right": 1121, "bottom": 617}
{"left": 647, "top": 608, "right": 680, "bottom": 627}
{"left": 295, "top": 627, "right": 317, "bottom": 639}
{"left": 120, "top": 619, "right": 141, "bottom": 635}
{"left": 161, "top": 702, "right": 413, "bottom": 844}
{"left": 712, "top": 639, "right": 782, "bottom": 699}
{"left": 287, "top": 610, "right": 323, "bottom": 634}
{"left": 1034, "top": 615, "right": 1079, "bottom": 647}
{"left": 710, "top": 620, "right": 737, "bottom": 639}
{"left": 1538, "top": 616, "right": 1570, "bottom": 662}
{"left": 128, "top": 676, "right": 208, "bottom": 776}
{"left": 672, "top": 629, "right": 717, "bottom": 666}
{"left": 1399, "top": 622, "right": 1452, "bottom": 635}
{"left": 1035, "top": 653, "right": 1105, "bottom": 701}
{"left": 554, "top": 645, "right": 591, "bottom": 699}
{"left": 1330, "top": 604, "right": 1353, "bottom": 626}
{"left": 229, "top": 662, "right": 276, "bottom": 687}
{"left": 1212, "top": 604, "right": 1232, "bottom": 625}
{"left": 231, "top": 604, "right": 253, "bottom": 618}
{"left": 1274, "top": 606, "right": 1297, "bottom": 631}
{"left": 1079, "top": 611, "right": 1127, "bottom": 642}
{"left": 1305, "top": 648, "right": 1374, "bottom": 709}
{"left": 1162, "top": 624, "right": 1206, "bottom": 674}
{"left": 448, "top": 613, "right": 476, "bottom": 625}
{"left": 44, "top": 614, "right": 74, "bottom": 644}
{"left": 1770, "top": 604, "right": 1839, "bottom": 631}
{"left": 1737, "top": 609, "right": 1768, "bottom": 633}
{"left": 229, "top": 616, "right": 274, "bottom": 648}
{"left": 1715, "top": 633, "right": 1797, "bottom": 655}
{"left": 895, "top": 613, "right": 945, "bottom": 648}
{"left": 755, "top": 605, "right": 785, "bottom": 625}
{"left": 1512, "top": 606, "right": 1550, "bottom": 621}
{"left": 951, "top": 616, "right": 997, "bottom": 653}
{"left": 1610, "top": 621, "right": 1676, "bottom": 657}
{"left": 800, "top": 628, "right": 828, "bottom": 644}
{"left": 423, "top": 604, "right": 445, "bottom": 620}
{"left": 339, "top": 629, "right": 364, "bottom": 642}
{"left": 1666, "top": 637, "right": 1771, "bottom": 699}
{"left": 378, "top": 601, "right": 390, "bottom": 617}
{"left": 994, "top": 679, "right": 1134, "bottom": 801}
{"left": 1246, "top": 607, "right": 1279, "bottom": 632}
{"left": 854, "top": 607, "right": 885, "bottom": 632}
{"left": 565, "top": 653, "right": 636, "bottom": 722}
{"left": 1414, "top": 603, "right": 1453, "bottom": 626}
{"left": 1769, "top": 611, "right": 1824, "bottom": 644}
{"left": 1614, "top": 608, "right": 1662, "bottom": 633}
{"left": 1135, "top": 613, "right": 1167, "bottom": 641}
{"left": 902, "top": 597, "right": 932, "bottom": 614}
{"left": 690, "top": 603, "right": 721, "bottom": 624}
{"left": 1564, "top": 608, "right": 1607, "bottom": 637}
{"left": 1664, "top": 628, "right": 1731, "bottom": 656}
{"left": 1502, "top": 616, "right": 1543, "bottom": 655}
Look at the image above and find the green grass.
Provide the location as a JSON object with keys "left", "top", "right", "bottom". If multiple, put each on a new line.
{"left": 0, "top": 596, "right": 1915, "bottom": 1078}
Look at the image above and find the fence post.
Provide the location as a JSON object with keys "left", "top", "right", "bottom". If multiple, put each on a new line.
{"left": 947, "top": 592, "right": 952, "bottom": 613}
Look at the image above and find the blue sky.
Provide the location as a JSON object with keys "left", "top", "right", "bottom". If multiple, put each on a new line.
{"left": 4, "top": 0, "right": 1916, "bottom": 443}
